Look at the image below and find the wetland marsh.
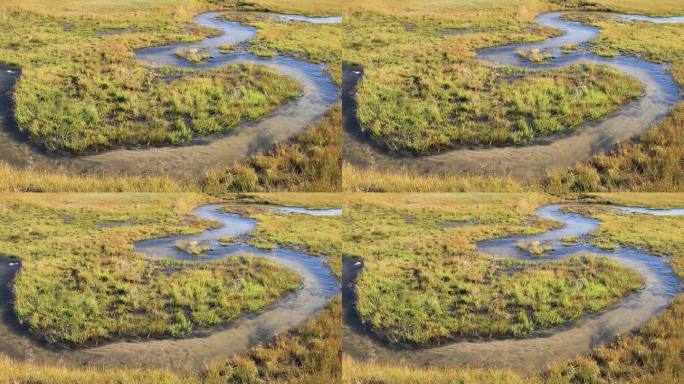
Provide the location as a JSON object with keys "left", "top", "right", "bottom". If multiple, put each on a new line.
{"left": 344, "top": 8, "right": 683, "bottom": 179}
{"left": 0, "top": 2, "right": 341, "bottom": 180}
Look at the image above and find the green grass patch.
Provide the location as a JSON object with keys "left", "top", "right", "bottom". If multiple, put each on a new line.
{"left": 14, "top": 63, "right": 301, "bottom": 152}
{"left": 357, "top": 61, "right": 642, "bottom": 152}
{"left": 346, "top": 2, "right": 643, "bottom": 153}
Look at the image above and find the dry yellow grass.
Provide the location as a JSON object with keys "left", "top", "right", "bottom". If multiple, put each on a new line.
{"left": 0, "top": 162, "right": 187, "bottom": 192}
{"left": 342, "top": 163, "right": 525, "bottom": 192}
{"left": 343, "top": 356, "right": 525, "bottom": 384}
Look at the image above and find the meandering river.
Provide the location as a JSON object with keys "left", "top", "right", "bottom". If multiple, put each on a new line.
{"left": 0, "top": 204, "right": 340, "bottom": 372}
{"left": 344, "top": 12, "right": 683, "bottom": 179}
{"left": 0, "top": 12, "right": 339, "bottom": 180}
{"left": 343, "top": 204, "right": 682, "bottom": 374}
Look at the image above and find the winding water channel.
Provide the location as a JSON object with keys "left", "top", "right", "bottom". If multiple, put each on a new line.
{"left": 0, "top": 12, "right": 339, "bottom": 180}
{"left": 344, "top": 12, "right": 683, "bottom": 179}
{"left": 343, "top": 204, "right": 683, "bottom": 374}
{"left": 0, "top": 204, "right": 340, "bottom": 372}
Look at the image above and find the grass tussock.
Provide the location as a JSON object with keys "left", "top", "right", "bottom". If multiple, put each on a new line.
{"left": 175, "top": 240, "right": 213, "bottom": 256}
{"left": 175, "top": 48, "right": 212, "bottom": 63}
{"left": 218, "top": 235, "right": 237, "bottom": 246}
{"left": 517, "top": 48, "right": 553, "bottom": 62}
{"left": 201, "top": 103, "right": 341, "bottom": 193}
{"left": 218, "top": 43, "right": 237, "bottom": 54}
{"left": 517, "top": 240, "right": 555, "bottom": 256}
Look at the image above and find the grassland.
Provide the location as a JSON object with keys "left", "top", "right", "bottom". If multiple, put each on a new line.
{"left": 345, "top": 0, "right": 646, "bottom": 153}
{"left": 343, "top": 97, "right": 684, "bottom": 193}
{"left": 344, "top": 192, "right": 684, "bottom": 384}
{"left": 14, "top": 62, "right": 300, "bottom": 153}
{"left": 342, "top": 193, "right": 642, "bottom": 344}
{"left": 342, "top": 163, "right": 526, "bottom": 192}
{"left": 1, "top": 0, "right": 319, "bottom": 153}
{"left": 0, "top": 103, "right": 342, "bottom": 193}
{"left": 0, "top": 191, "right": 342, "bottom": 382}
{"left": 0, "top": 161, "right": 186, "bottom": 193}
{"left": 0, "top": 193, "right": 304, "bottom": 345}
{"left": 232, "top": 193, "right": 345, "bottom": 277}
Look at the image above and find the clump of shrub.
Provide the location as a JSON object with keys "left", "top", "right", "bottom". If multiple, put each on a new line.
{"left": 518, "top": 240, "right": 555, "bottom": 256}
{"left": 176, "top": 240, "right": 213, "bottom": 256}
{"left": 517, "top": 48, "right": 553, "bottom": 62}
{"left": 175, "top": 48, "right": 213, "bottom": 63}
{"left": 218, "top": 43, "right": 236, "bottom": 54}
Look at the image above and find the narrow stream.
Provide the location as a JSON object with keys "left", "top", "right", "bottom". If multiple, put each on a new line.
{"left": 0, "top": 204, "right": 340, "bottom": 372}
{"left": 343, "top": 12, "right": 683, "bottom": 179}
{"left": 0, "top": 12, "right": 340, "bottom": 180}
{"left": 343, "top": 204, "right": 682, "bottom": 374}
